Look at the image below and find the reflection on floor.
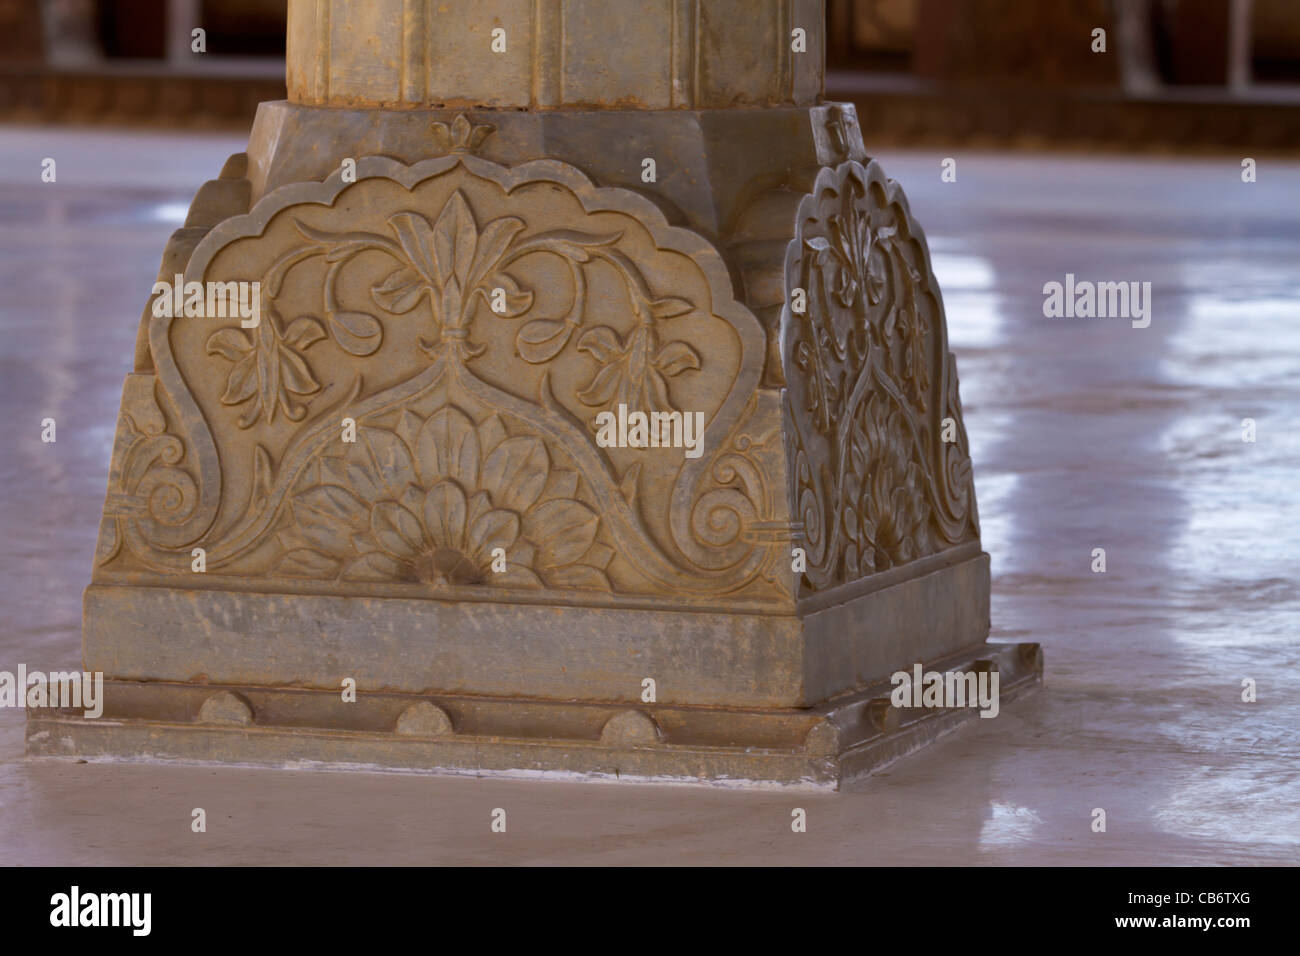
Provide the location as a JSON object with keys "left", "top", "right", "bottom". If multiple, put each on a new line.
{"left": 0, "top": 130, "right": 1296, "bottom": 864}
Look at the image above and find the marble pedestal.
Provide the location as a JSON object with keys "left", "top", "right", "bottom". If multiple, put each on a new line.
{"left": 27, "top": 1, "right": 1040, "bottom": 789}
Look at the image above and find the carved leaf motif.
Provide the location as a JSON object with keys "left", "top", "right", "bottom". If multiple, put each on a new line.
{"left": 344, "top": 551, "right": 403, "bottom": 582}
{"left": 423, "top": 482, "right": 467, "bottom": 546}
{"left": 483, "top": 272, "right": 533, "bottom": 317}
{"left": 388, "top": 213, "right": 442, "bottom": 285}
{"left": 283, "top": 316, "right": 327, "bottom": 350}
{"left": 576, "top": 363, "right": 622, "bottom": 407}
{"left": 278, "top": 548, "right": 339, "bottom": 577}
{"left": 327, "top": 307, "right": 383, "bottom": 356}
{"left": 517, "top": 319, "right": 573, "bottom": 363}
{"left": 372, "top": 501, "right": 424, "bottom": 559}
{"left": 472, "top": 217, "right": 526, "bottom": 289}
{"left": 467, "top": 509, "right": 519, "bottom": 557}
{"left": 575, "top": 324, "right": 700, "bottom": 415}
{"left": 431, "top": 113, "right": 496, "bottom": 154}
{"left": 496, "top": 565, "right": 545, "bottom": 589}
{"left": 207, "top": 309, "right": 323, "bottom": 427}
{"left": 618, "top": 461, "right": 641, "bottom": 503}
{"left": 647, "top": 368, "right": 672, "bottom": 415}
{"left": 279, "top": 348, "right": 317, "bottom": 395}
{"left": 220, "top": 354, "right": 258, "bottom": 404}
{"left": 291, "top": 485, "right": 369, "bottom": 557}
{"left": 350, "top": 426, "right": 417, "bottom": 502}
{"left": 525, "top": 500, "right": 599, "bottom": 569}
{"left": 207, "top": 328, "right": 247, "bottom": 361}
{"left": 253, "top": 445, "right": 274, "bottom": 498}
{"left": 434, "top": 192, "right": 476, "bottom": 286}
{"left": 417, "top": 407, "right": 481, "bottom": 489}
{"left": 576, "top": 326, "right": 621, "bottom": 363}
{"left": 655, "top": 341, "right": 701, "bottom": 377}
{"left": 372, "top": 267, "right": 428, "bottom": 314}
{"left": 648, "top": 297, "right": 694, "bottom": 319}
{"left": 481, "top": 437, "right": 549, "bottom": 513}
{"left": 293, "top": 219, "right": 397, "bottom": 259}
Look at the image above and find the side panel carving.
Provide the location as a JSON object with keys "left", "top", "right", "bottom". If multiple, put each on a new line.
{"left": 781, "top": 160, "right": 978, "bottom": 595}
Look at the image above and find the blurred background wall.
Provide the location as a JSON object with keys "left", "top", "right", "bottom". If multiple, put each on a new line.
{"left": 0, "top": 0, "right": 286, "bottom": 124}
{"left": 829, "top": 0, "right": 1300, "bottom": 86}
{"left": 825, "top": 0, "right": 1300, "bottom": 151}
{"left": 1, "top": 0, "right": 1298, "bottom": 149}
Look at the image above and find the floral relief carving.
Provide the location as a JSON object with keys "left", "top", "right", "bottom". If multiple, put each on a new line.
{"left": 431, "top": 113, "right": 496, "bottom": 155}
{"left": 206, "top": 308, "right": 326, "bottom": 427}
{"left": 277, "top": 403, "right": 613, "bottom": 591}
{"left": 782, "top": 160, "right": 977, "bottom": 593}
{"left": 576, "top": 319, "right": 700, "bottom": 415}
{"left": 106, "top": 154, "right": 777, "bottom": 602}
{"left": 299, "top": 190, "right": 539, "bottom": 358}
{"left": 207, "top": 185, "right": 707, "bottom": 430}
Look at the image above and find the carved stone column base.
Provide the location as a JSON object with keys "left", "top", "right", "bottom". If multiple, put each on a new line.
{"left": 28, "top": 641, "right": 1041, "bottom": 790}
{"left": 34, "top": 70, "right": 1021, "bottom": 785}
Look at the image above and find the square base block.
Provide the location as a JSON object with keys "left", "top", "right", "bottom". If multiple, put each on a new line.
{"left": 82, "top": 549, "right": 989, "bottom": 710}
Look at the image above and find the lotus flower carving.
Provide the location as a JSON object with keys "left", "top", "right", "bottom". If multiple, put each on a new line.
{"left": 277, "top": 404, "right": 613, "bottom": 591}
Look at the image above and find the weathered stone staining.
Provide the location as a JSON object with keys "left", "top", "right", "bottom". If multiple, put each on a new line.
{"left": 26, "top": 0, "right": 1041, "bottom": 789}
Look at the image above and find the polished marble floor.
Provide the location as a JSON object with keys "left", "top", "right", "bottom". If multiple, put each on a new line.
{"left": 0, "top": 128, "right": 1296, "bottom": 864}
